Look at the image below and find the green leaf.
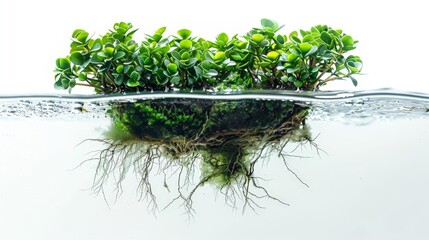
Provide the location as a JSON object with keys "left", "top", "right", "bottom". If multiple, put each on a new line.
{"left": 350, "top": 76, "right": 358, "bottom": 86}
{"left": 267, "top": 51, "right": 279, "bottom": 61}
{"left": 116, "top": 65, "right": 124, "bottom": 73}
{"left": 213, "top": 51, "right": 225, "bottom": 61}
{"left": 236, "top": 41, "right": 247, "bottom": 49}
{"left": 167, "top": 63, "right": 178, "bottom": 73}
{"left": 128, "top": 71, "right": 141, "bottom": 86}
{"left": 56, "top": 58, "right": 70, "bottom": 69}
{"left": 113, "top": 51, "right": 126, "bottom": 60}
{"left": 90, "top": 42, "right": 102, "bottom": 52}
{"left": 97, "top": 51, "right": 109, "bottom": 60}
{"left": 152, "top": 33, "right": 162, "bottom": 42}
{"left": 114, "top": 75, "right": 124, "bottom": 85}
{"left": 289, "top": 31, "right": 301, "bottom": 43}
{"left": 305, "top": 46, "right": 318, "bottom": 57}
{"left": 302, "top": 34, "right": 314, "bottom": 43}
{"left": 171, "top": 51, "right": 181, "bottom": 60}
{"left": 201, "top": 60, "right": 212, "bottom": 70}
{"left": 231, "top": 54, "right": 243, "bottom": 61}
{"left": 105, "top": 47, "right": 115, "bottom": 56}
{"left": 61, "top": 78, "right": 70, "bottom": 89}
{"left": 260, "top": 61, "right": 271, "bottom": 67}
{"left": 207, "top": 69, "right": 218, "bottom": 76}
{"left": 320, "top": 31, "right": 332, "bottom": 44}
{"left": 78, "top": 73, "right": 87, "bottom": 81}
{"left": 171, "top": 76, "right": 180, "bottom": 85}
{"left": 341, "top": 35, "right": 354, "bottom": 47}
{"left": 72, "top": 29, "right": 85, "bottom": 39}
{"left": 276, "top": 35, "right": 285, "bottom": 44}
{"left": 216, "top": 33, "right": 229, "bottom": 44}
{"left": 177, "top": 29, "right": 192, "bottom": 39}
{"left": 287, "top": 53, "right": 298, "bottom": 62}
{"left": 299, "top": 43, "right": 313, "bottom": 54}
{"left": 290, "top": 35, "right": 301, "bottom": 44}
{"left": 70, "top": 52, "right": 85, "bottom": 65}
{"left": 261, "top": 18, "right": 278, "bottom": 31}
{"left": 156, "top": 26, "right": 166, "bottom": 35}
{"left": 347, "top": 61, "right": 362, "bottom": 73}
{"left": 260, "top": 39, "right": 269, "bottom": 47}
{"left": 181, "top": 52, "right": 190, "bottom": 60}
{"left": 251, "top": 33, "right": 264, "bottom": 43}
{"left": 179, "top": 39, "right": 193, "bottom": 49}
{"left": 69, "top": 79, "right": 76, "bottom": 88}
{"left": 54, "top": 79, "right": 64, "bottom": 89}
{"left": 294, "top": 80, "right": 303, "bottom": 88}
{"left": 124, "top": 65, "right": 135, "bottom": 74}
{"left": 72, "top": 29, "right": 89, "bottom": 43}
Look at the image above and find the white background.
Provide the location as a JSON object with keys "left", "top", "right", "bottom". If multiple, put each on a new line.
{"left": 1, "top": 1, "right": 429, "bottom": 239}
{"left": 1, "top": 0, "right": 429, "bottom": 94}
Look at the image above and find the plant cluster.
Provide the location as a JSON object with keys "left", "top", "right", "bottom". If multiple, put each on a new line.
{"left": 54, "top": 19, "right": 362, "bottom": 93}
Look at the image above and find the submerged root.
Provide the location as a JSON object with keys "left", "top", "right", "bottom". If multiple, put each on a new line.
{"left": 79, "top": 102, "right": 323, "bottom": 216}
{"left": 82, "top": 125, "right": 322, "bottom": 217}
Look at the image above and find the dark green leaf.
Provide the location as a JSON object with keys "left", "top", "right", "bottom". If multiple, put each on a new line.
{"left": 320, "top": 32, "right": 332, "bottom": 44}
{"left": 54, "top": 79, "right": 64, "bottom": 89}
{"left": 276, "top": 35, "right": 285, "bottom": 44}
{"left": 171, "top": 76, "right": 180, "bottom": 85}
{"left": 114, "top": 75, "right": 124, "bottom": 85}
{"left": 290, "top": 35, "right": 301, "bottom": 44}
{"left": 350, "top": 76, "right": 358, "bottom": 86}
{"left": 78, "top": 73, "right": 87, "bottom": 81}
{"left": 294, "top": 80, "right": 303, "bottom": 88}
{"left": 113, "top": 51, "right": 126, "bottom": 60}
{"left": 69, "top": 79, "right": 76, "bottom": 88}
{"left": 70, "top": 52, "right": 85, "bottom": 65}
{"left": 56, "top": 58, "right": 70, "bottom": 69}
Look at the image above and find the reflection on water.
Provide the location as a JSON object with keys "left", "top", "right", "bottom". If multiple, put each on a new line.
{"left": 0, "top": 89, "right": 429, "bottom": 240}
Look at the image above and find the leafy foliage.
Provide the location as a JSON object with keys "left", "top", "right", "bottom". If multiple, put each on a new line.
{"left": 55, "top": 19, "right": 362, "bottom": 93}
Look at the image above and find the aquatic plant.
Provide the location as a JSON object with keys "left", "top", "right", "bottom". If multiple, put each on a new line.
{"left": 55, "top": 19, "right": 359, "bottom": 215}
{"left": 54, "top": 19, "right": 362, "bottom": 93}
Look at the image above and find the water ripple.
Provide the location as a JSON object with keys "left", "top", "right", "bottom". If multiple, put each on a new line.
{"left": 0, "top": 89, "right": 428, "bottom": 121}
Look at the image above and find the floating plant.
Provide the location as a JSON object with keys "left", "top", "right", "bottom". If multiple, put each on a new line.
{"left": 55, "top": 19, "right": 361, "bottom": 214}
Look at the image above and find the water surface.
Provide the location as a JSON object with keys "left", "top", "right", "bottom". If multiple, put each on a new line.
{"left": 0, "top": 89, "right": 428, "bottom": 240}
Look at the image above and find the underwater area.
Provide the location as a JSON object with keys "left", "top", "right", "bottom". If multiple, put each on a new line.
{"left": 1, "top": 89, "right": 429, "bottom": 240}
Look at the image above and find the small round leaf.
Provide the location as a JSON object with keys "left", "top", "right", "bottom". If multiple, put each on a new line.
{"left": 177, "top": 29, "right": 192, "bottom": 39}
